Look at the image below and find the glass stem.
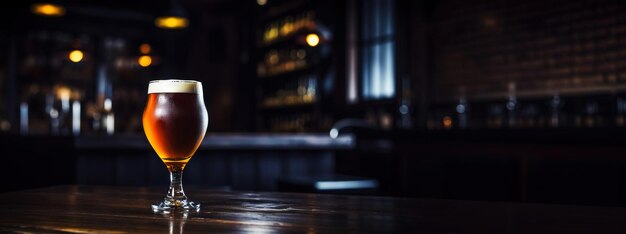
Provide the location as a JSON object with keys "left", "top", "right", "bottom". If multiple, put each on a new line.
{"left": 167, "top": 166, "right": 187, "bottom": 202}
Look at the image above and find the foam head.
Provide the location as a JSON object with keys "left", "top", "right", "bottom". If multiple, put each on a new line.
{"left": 147, "top": 79, "right": 203, "bottom": 94}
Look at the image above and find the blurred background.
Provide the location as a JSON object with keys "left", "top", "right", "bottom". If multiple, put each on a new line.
{"left": 4, "top": 0, "right": 626, "bottom": 206}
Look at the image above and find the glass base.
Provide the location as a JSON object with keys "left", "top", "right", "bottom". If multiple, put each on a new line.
{"left": 152, "top": 199, "right": 200, "bottom": 213}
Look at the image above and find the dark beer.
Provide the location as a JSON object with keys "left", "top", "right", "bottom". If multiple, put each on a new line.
{"left": 143, "top": 80, "right": 208, "bottom": 171}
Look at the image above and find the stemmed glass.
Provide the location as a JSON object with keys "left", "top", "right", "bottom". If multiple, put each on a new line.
{"left": 142, "top": 79, "right": 208, "bottom": 212}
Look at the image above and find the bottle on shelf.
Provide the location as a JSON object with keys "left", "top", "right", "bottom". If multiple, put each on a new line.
{"left": 616, "top": 97, "right": 626, "bottom": 127}
{"left": 487, "top": 104, "right": 504, "bottom": 129}
{"left": 72, "top": 100, "right": 81, "bottom": 135}
{"left": 549, "top": 93, "right": 561, "bottom": 128}
{"left": 261, "top": 11, "right": 316, "bottom": 45}
{"left": 262, "top": 75, "right": 316, "bottom": 108}
{"left": 258, "top": 48, "right": 308, "bottom": 77}
{"left": 506, "top": 82, "right": 518, "bottom": 128}
{"left": 269, "top": 113, "right": 311, "bottom": 132}
{"left": 20, "top": 101, "right": 28, "bottom": 135}
{"left": 102, "top": 98, "right": 115, "bottom": 135}
{"left": 456, "top": 97, "right": 468, "bottom": 129}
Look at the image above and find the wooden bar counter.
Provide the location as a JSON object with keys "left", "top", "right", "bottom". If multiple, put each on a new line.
{"left": 0, "top": 185, "right": 625, "bottom": 233}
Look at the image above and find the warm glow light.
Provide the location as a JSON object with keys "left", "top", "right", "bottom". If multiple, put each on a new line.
{"left": 31, "top": 3, "right": 65, "bottom": 17}
{"left": 68, "top": 50, "right": 83, "bottom": 63}
{"left": 257, "top": 0, "right": 267, "bottom": 6}
{"left": 442, "top": 116, "right": 453, "bottom": 129}
{"left": 138, "top": 55, "right": 152, "bottom": 67}
{"left": 55, "top": 86, "right": 71, "bottom": 100}
{"left": 140, "top": 43, "right": 151, "bottom": 54}
{"left": 155, "top": 16, "right": 189, "bottom": 29}
{"left": 305, "top": 33, "right": 320, "bottom": 47}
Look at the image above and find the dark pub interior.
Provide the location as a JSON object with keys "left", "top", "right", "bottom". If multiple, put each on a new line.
{"left": 2, "top": 0, "right": 626, "bottom": 232}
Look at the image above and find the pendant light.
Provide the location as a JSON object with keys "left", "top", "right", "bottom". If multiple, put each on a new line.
{"left": 31, "top": 2, "right": 66, "bottom": 17}
{"left": 155, "top": 0, "right": 189, "bottom": 29}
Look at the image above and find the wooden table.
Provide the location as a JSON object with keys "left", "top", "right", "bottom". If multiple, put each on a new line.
{"left": 0, "top": 186, "right": 625, "bottom": 233}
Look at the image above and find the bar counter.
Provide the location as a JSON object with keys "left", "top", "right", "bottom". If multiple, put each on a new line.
{"left": 1, "top": 134, "right": 354, "bottom": 193}
{"left": 76, "top": 133, "right": 355, "bottom": 150}
{"left": 7, "top": 130, "right": 626, "bottom": 206}
{"left": 1, "top": 185, "right": 625, "bottom": 233}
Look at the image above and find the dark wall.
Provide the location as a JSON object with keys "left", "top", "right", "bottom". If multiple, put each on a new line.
{"left": 184, "top": 1, "right": 253, "bottom": 132}
{"left": 425, "top": 0, "right": 626, "bottom": 102}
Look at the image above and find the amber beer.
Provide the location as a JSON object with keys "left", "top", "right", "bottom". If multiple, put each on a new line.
{"left": 143, "top": 80, "right": 208, "bottom": 171}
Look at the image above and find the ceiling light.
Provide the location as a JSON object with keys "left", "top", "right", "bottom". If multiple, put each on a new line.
{"left": 31, "top": 3, "right": 65, "bottom": 17}
{"left": 155, "top": 16, "right": 188, "bottom": 29}
{"left": 155, "top": 0, "right": 189, "bottom": 29}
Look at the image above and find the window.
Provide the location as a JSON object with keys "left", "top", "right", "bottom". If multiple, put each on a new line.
{"left": 346, "top": 0, "right": 396, "bottom": 103}
{"left": 360, "top": 0, "right": 395, "bottom": 100}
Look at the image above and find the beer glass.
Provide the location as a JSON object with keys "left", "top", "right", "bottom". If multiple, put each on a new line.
{"left": 143, "top": 80, "right": 208, "bottom": 212}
